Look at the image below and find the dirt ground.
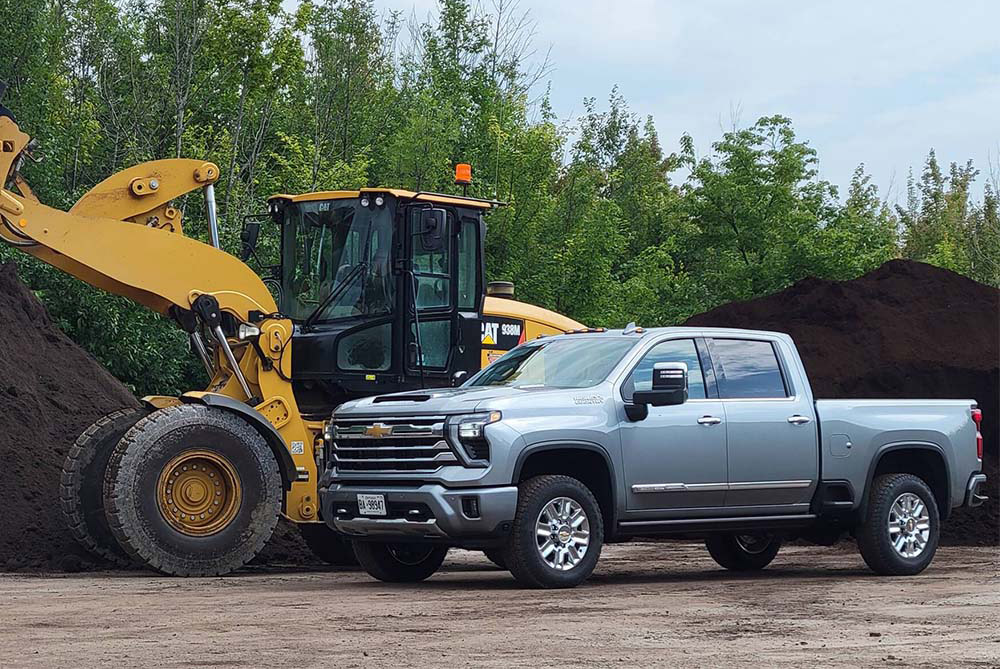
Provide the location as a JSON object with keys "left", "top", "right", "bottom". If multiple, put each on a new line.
{"left": 1, "top": 543, "right": 997, "bottom": 668}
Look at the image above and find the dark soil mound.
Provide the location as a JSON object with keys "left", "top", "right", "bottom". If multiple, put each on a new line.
{"left": 0, "top": 263, "right": 316, "bottom": 571}
{"left": 685, "top": 260, "right": 999, "bottom": 545}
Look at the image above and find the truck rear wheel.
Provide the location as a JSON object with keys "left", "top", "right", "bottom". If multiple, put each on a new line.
{"left": 60, "top": 407, "right": 148, "bottom": 566}
{"left": 298, "top": 523, "right": 358, "bottom": 566}
{"left": 857, "top": 473, "right": 940, "bottom": 575}
{"left": 504, "top": 475, "right": 604, "bottom": 589}
{"left": 104, "top": 405, "right": 282, "bottom": 576}
{"left": 353, "top": 541, "right": 448, "bottom": 582}
{"left": 705, "top": 533, "right": 782, "bottom": 571}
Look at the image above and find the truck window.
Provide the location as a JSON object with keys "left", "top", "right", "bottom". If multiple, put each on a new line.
{"left": 468, "top": 337, "right": 634, "bottom": 389}
{"left": 711, "top": 339, "right": 788, "bottom": 399}
{"left": 622, "top": 338, "right": 707, "bottom": 401}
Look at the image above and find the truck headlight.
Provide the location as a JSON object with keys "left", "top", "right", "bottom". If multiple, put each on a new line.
{"left": 449, "top": 411, "right": 501, "bottom": 464}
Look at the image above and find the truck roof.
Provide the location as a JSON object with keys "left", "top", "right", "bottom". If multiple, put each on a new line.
{"left": 536, "top": 325, "right": 793, "bottom": 344}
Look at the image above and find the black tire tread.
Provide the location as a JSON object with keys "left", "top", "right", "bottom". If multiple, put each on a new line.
{"left": 504, "top": 474, "right": 604, "bottom": 589}
{"left": 482, "top": 548, "right": 507, "bottom": 569}
{"left": 59, "top": 407, "right": 146, "bottom": 567}
{"left": 353, "top": 541, "right": 448, "bottom": 582}
{"left": 857, "top": 472, "right": 939, "bottom": 576}
{"left": 298, "top": 523, "right": 358, "bottom": 567}
{"left": 104, "top": 404, "right": 282, "bottom": 576}
{"left": 705, "top": 534, "right": 781, "bottom": 571}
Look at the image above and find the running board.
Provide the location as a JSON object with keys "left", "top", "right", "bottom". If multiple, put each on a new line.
{"left": 618, "top": 514, "right": 817, "bottom": 535}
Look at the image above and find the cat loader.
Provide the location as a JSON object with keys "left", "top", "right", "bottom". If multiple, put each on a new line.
{"left": 0, "top": 100, "right": 582, "bottom": 575}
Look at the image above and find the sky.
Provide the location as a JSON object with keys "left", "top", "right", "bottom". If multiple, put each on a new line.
{"left": 370, "top": 0, "right": 999, "bottom": 202}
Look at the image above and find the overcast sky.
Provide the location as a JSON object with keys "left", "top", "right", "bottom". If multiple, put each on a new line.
{"left": 371, "top": 0, "right": 998, "bottom": 202}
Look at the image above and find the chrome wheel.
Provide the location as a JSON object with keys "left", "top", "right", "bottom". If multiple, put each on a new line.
{"left": 734, "top": 534, "right": 773, "bottom": 555}
{"left": 535, "top": 496, "right": 590, "bottom": 571}
{"left": 888, "top": 492, "right": 930, "bottom": 558}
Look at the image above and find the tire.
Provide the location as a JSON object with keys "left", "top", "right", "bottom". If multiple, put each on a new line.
{"left": 857, "top": 473, "right": 940, "bottom": 576}
{"left": 705, "top": 533, "right": 782, "bottom": 571}
{"left": 104, "top": 405, "right": 282, "bottom": 576}
{"left": 60, "top": 407, "right": 148, "bottom": 567}
{"left": 482, "top": 548, "right": 507, "bottom": 569}
{"left": 298, "top": 523, "right": 358, "bottom": 567}
{"left": 353, "top": 541, "right": 448, "bottom": 583}
{"left": 504, "top": 475, "right": 604, "bottom": 589}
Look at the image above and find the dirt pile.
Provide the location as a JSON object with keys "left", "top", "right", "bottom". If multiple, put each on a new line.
{"left": 0, "top": 263, "right": 315, "bottom": 571}
{"left": 0, "top": 263, "right": 139, "bottom": 570}
{"left": 685, "top": 260, "right": 999, "bottom": 544}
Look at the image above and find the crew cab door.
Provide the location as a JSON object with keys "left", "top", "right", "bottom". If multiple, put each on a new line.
{"left": 619, "top": 337, "right": 728, "bottom": 511}
{"left": 706, "top": 337, "right": 818, "bottom": 509}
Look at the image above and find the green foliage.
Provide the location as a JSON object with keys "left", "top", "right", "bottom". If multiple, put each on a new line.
{"left": 0, "top": 0, "right": 995, "bottom": 395}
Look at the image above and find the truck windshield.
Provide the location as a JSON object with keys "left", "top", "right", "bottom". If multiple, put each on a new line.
{"left": 469, "top": 337, "right": 635, "bottom": 389}
{"left": 285, "top": 200, "right": 394, "bottom": 322}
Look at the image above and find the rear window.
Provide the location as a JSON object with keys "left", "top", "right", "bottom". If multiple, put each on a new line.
{"left": 711, "top": 339, "right": 788, "bottom": 399}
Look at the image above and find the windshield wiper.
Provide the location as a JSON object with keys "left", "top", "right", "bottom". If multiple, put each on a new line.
{"left": 303, "top": 261, "right": 367, "bottom": 330}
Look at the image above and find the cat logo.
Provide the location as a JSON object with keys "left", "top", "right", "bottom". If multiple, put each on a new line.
{"left": 481, "top": 321, "right": 499, "bottom": 346}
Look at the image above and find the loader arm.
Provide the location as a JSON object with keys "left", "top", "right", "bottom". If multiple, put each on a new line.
{"left": 0, "top": 114, "right": 321, "bottom": 523}
{"left": 0, "top": 117, "right": 275, "bottom": 320}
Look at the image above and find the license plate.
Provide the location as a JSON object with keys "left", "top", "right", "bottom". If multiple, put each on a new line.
{"left": 357, "top": 494, "right": 387, "bottom": 516}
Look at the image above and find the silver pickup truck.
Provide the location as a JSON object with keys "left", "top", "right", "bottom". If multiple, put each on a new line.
{"left": 319, "top": 327, "right": 987, "bottom": 588}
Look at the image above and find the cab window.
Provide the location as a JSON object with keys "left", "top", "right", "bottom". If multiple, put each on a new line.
{"left": 710, "top": 339, "right": 788, "bottom": 399}
{"left": 622, "top": 338, "right": 707, "bottom": 401}
{"left": 411, "top": 209, "right": 451, "bottom": 310}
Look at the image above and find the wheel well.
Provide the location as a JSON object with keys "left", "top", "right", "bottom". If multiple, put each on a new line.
{"left": 871, "top": 447, "right": 950, "bottom": 519}
{"left": 516, "top": 447, "right": 615, "bottom": 532}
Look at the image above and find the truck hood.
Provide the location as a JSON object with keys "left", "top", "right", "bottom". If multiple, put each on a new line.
{"left": 335, "top": 385, "right": 576, "bottom": 417}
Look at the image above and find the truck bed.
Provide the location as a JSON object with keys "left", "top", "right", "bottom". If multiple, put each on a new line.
{"left": 815, "top": 399, "right": 980, "bottom": 511}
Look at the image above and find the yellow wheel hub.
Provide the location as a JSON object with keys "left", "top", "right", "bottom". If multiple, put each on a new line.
{"left": 156, "top": 450, "right": 242, "bottom": 536}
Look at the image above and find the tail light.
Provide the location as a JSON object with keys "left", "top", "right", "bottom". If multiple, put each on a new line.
{"left": 971, "top": 408, "right": 983, "bottom": 460}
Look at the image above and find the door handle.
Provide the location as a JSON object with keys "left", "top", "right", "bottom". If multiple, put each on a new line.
{"left": 697, "top": 416, "right": 722, "bottom": 425}
{"left": 787, "top": 415, "right": 812, "bottom": 425}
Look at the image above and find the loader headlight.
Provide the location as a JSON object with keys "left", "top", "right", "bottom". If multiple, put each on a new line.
{"left": 448, "top": 411, "right": 501, "bottom": 464}
{"left": 237, "top": 323, "right": 261, "bottom": 340}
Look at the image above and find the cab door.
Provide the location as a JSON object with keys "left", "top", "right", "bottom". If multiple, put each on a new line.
{"left": 619, "top": 337, "right": 729, "bottom": 512}
{"left": 402, "top": 207, "right": 482, "bottom": 383}
{"left": 706, "top": 337, "right": 818, "bottom": 509}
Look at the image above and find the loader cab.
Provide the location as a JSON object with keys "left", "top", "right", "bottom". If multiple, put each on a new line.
{"left": 264, "top": 189, "right": 492, "bottom": 415}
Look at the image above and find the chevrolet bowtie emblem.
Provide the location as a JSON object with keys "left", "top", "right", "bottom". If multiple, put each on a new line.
{"left": 364, "top": 423, "right": 393, "bottom": 438}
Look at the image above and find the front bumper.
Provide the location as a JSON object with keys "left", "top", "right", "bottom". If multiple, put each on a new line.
{"left": 322, "top": 482, "right": 518, "bottom": 544}
{"left": 965, "top": 473, "right": 989, "bottom": 507}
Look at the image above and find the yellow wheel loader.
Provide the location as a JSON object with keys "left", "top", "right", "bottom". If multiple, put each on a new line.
{"left": 0, "top": 103, "right": 582, "bottom": 575}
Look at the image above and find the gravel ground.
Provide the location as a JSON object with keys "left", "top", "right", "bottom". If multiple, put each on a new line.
{"left": 1, "top": 542, "right": 998, "bottom": 668}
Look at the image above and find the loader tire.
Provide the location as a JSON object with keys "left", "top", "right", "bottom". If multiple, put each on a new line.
{"left": 104, "top": 405, "right": 282, "bottom": 576}
{"left": 298, "top": 523, "right": 358, "bottom": 566}
{"left": 60, "top": 407, "right": 148, "bottom": 567}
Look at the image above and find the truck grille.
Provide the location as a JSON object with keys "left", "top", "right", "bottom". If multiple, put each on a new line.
{"left": 330, "top": 417, "right": 458, "bottom": 472}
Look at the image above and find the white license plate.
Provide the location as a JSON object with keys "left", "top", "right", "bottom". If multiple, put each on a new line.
{"left": 357, "top": 494, "right": 387, "bottom": 516}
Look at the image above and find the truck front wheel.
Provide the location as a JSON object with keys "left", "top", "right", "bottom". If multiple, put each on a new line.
{"left": 505, "top": 475, "right": 604, "bottom": 589}
{"left": 353, "top": 541, "right": 448, "bottom": 582}
{"left": 705, "top": 533, "right": 782, "bottom": 571}
{"left": 857, "top": 473, "right": 940, "bottom": 575}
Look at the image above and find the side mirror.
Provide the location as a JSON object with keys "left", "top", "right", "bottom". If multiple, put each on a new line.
{"left": 633, "top": 361, "right": 688, "bottom": 407}
{"left": 418, "top": 208, "right": 447, "bottom": 252}
{"left": 451, "top": 370, "right": 468, "bottom": 387}
{"left": 239, "top": 217, "right": 261, "bottom": 261}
